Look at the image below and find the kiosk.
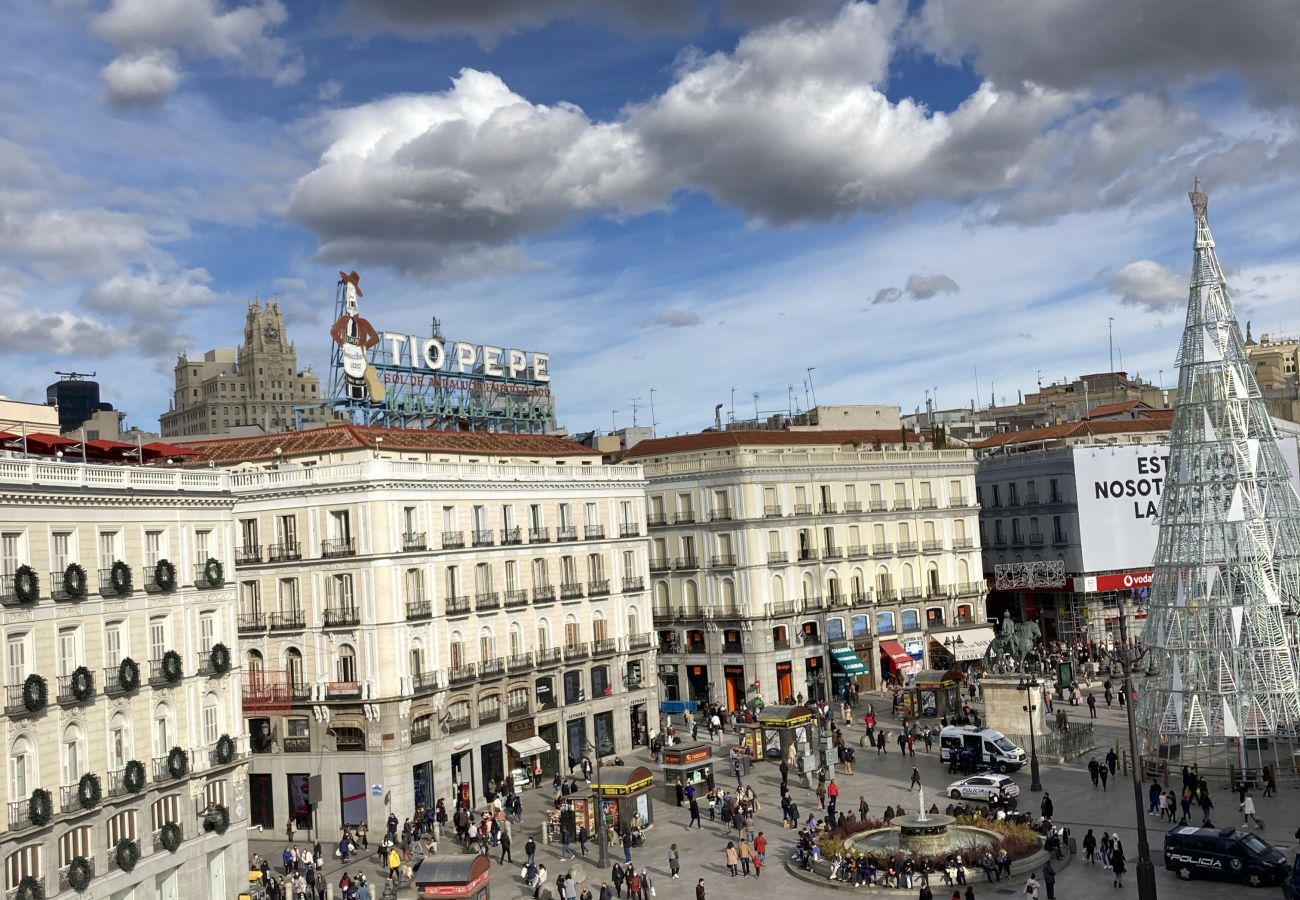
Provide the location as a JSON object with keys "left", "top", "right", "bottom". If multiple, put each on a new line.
{"left": 660, "top": 744, "right": 713, "bottom": 803}
{"left": 756, "top": 704, "right": 816, "bottom": 762}
{"left": 416, "top": 855, "right": 491, "bottom": 900}
{"left": 589, "top": 765, "right": 655, "bottom": 839}
{"left": 900, "top": 669, "right": 963, "bottom": 718}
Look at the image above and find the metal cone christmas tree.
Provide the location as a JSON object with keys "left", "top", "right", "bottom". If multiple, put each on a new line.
{"left": 1138, "top": 180, "right": 1300, "bottom": 772}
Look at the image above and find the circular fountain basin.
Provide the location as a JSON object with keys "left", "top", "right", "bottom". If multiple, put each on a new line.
{"left": 846, "top": 817, "right": 998, "bottom": 857}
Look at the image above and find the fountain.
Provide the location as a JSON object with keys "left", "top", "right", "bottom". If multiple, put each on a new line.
{"left": 844, "top": 785, "right": 998, "bottom": 857}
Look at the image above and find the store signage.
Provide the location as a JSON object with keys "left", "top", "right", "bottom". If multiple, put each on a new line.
{"left": 1073, "top": 445, "right": 1166, "bottom": 573}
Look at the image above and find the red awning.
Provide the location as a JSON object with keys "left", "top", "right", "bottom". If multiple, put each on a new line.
{"left": 141, "top": 441, "right": 206, "bottom": 460}
{"left": 878, "top": 640, "right": 912, "bottom": 668}
{"left": 84, "top": 439, "right": 137, "bottom": 461}
{"left": 12, "top": 433, "right": 80, "bottom": 455}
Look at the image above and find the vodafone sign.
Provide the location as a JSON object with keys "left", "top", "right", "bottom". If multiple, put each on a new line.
{"left": 1072, "top": 571, "right": 1153, "bottom": 593}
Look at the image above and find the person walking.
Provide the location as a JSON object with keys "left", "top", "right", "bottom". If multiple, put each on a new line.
{"left": 499, "top": 830, "right": 512, "bottom": 865}
{"left": 639, "top": 869, "right": 653, "bottom": 900}
{"left": 611, "top": 862, "right": 625, "bottom": 898}
{"left": 667, "top": 843, "right": 681, "bottom": 879}
{"left": 1023, "top": 873, "right": 1040, "bottom": 900}
{"left": 1105, "top": 748, "right": 1118, "bottom": 775}
{"left": 910, "top": 767, "right": 922, "bottom": 791}
{"left": 1042, "top": 861, "right": 1056, "bottom": 900}
{"left": 688, "top": 796, "right": 701, "bottom": 829}
{"left": 1040, "top": 793, "right": 1053, "bottom": 820}
{"left": 1098, "top": 764, "right": 1109, "bottom": 791}
{"left": 1111, "top": 840, "right": 1127, "bottom": 888}
{"left": 738, "top": 837, "right": 753, "bottom": 876}
{"left": 724, "top": 842, "right": 739, "bottom": 877}
{"left": 675, "top": 778, "right": 685, "bottom": 807}
{"left": 1241, "top": 791, "right": 1264, "bottom": 829}
{"left": 1087, "top": 693, "right": 1097, "bottom": 718}
{"left": 695, "top": 878, "right": 706, "bottom": 900}
{"left": 1082, "top": 829, "right": 1097, "bottom": 864}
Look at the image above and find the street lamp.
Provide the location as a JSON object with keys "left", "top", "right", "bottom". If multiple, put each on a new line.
{"left": 1116, "top": 595, "right": 1158, "bottom": 900}
{"left": 583, "top": 740, "right": 609, "bottom": 866}
{"left": 1016, "top": 675, "right": 1044, "bottom": 792}
{"left": 943, "top": 635, "right": 964, "bottom": 661}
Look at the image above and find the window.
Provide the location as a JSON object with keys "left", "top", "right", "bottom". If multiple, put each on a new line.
{"left": 150, "top": 794, "right": 180, "bottom": 832}
{"left": 1008, "top": 483, "right": 1019, "bottom": 505}
{"left": 62, "top": 724, "right": 85, "bottom": 785}
{"left": 529, "top": 504, "right": 543, "bottom": 532}
{"left": 564, "top": 618, "right": 580, "bottom": 649}
{"left": 3, "top": 845, "right": 40, "bottom": 891}
{"left": 826, "top": 617, "right": 845, "bottom": 640}
{"left": 106, "top": 810, "right": 137, "bottom": 846}
{"left": 994, "top": 521, "right": 1004, "bottom": 544}
{"left": 403, "top": 506, "right": 419, "bottom": 537}
{"left": 145, "top": 530, "right": 163, "bottom": 567}
{"left": 104, "top": 622, "right": 124, "bottom": 667}
{"left": 330, "top": 573, "right": 354, "bottom": 608}
{"left": 7, "top": 632, "right": 30, "bottom": 685}
{"left": 584, "top": 503, "right": 599, "bottom": 528}
{"left": 336, "top": 646, "right": 357, "bottom": 683}
{"left": 1053, "top": 516, "right": 1065, "bottom": 542}
{"left": 591, "top": 666, "right": 611, "bottom": 697}
{"left": 532, "top": 559, "right": 549, "bottom": 587}
{"left": 508, "top": 623, "right": 523, "bottom": 657}
{"left": 199, "top": 612, "right": 215, "bottom": 653}
{"left": 851, "top": 615, "right": 870, "bottom": 638}
{"left": 238, "top": 519, "right": 259, "bottom": 552}
{"left": 1011, "top": 520, "right": 1022, "bottom": 541}
{"left": 109, "top": 713, "right": 131, "bottom": 770}
{"left": 563, "top": 670, "right": 583, "bottom": 703}
{"left": 98, "top": 531, "right": 119, "bottom": 571}
{"left": 51, "top": 531, "right": 72, "bottom": 572}
{"left": 10, "top": 735, "right": 33, "bottom": 798}
{"left": 1049, "top": 478, "right": 1061, "bottom": 502}
{"left": 558, "top": 503, "right": 573, "bottom": 529}
{"left": 149, "top": 617, "right": 168, "bottom": 661}
{"left": 203, "top": 693, "right": 220, "bottom": 744}
{"left": 504, "top": 561, "right": 518, "bottom": 592}
{"left": 501, "top": 504, "right": 516, "bottom": 531}
{"left": 991, "top": 485, "right": 1001, "bottom": 507}
{"left": 926, "top": 606, "right": 946, "bottom": 627}
{"left": 479, "top": 628, "right": 495, "bottom": 661}
{"left": 592, "top": 612, "right": 607, "bottom": 643}
{"left": 449, "top": 633, "right": 465, "bottom": 669}
{"left": 560, "top": 556, "right": 577, "bottom": 584}
{"left": 472, "top": 505, "right": 489, "bottom": 534}
{"left": 442, "top": 505, "right": 457, "bottom": 532}
{"left": 876, "top": 611, "right": 896, "bottom": 634}
{"left": 445, "top": 565, "right": 460, "bottom": 598}
{"left": 901, "top": 608, "right": 921, "bottom": 631}
{"left": 0, "top": 532, "right": 21, "bottom": 579}
{"left": 587, "top": 554, "right": 604, "bottom": 583}
{"left": 406, "top": 569, "right": 425, "bottom": 604}
{"left": 329, "top": 510, "right": 351, "bottom": 542}
{"left": 153, "top": 703, "right": 173, "bottom": 756}
{"left": 58, "top": 825, "right": 91, "bottom": 868}
{"left": 278, "top": 578, "right": 299, "bottom": 612}
{"left": 278, "top": 514, "right": 298, "bottom": 545}
{"left": 285, "top": 649, "right": 304, "bottom": 688}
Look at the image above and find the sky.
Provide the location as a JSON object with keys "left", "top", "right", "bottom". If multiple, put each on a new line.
{"left": 4, "top": 0, "right": 1300, "bottom": 435}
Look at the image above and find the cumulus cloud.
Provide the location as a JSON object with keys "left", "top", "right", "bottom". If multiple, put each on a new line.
{"left": 0, "top": 205, "right": 173, "bottom": 279}
{"left": 90, "top": 0, "right": 304, "bottom": 107}
{"left": 344, "top": 0, "right": 699, "bottom": 40}
{"left": 873, "top": 273, "right": 960, "bottom": 304}
{"left": 647, "top": 309, "right": 702, "bottom": 328}
{"left": 1107, "top": 260, "right": 1187, "bottom": 312}
{"left": 83, "top": 266, "right": 220, "bottom": 317}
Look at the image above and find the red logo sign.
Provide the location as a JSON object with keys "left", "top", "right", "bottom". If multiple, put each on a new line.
{"left": 1093, "top": 571, "right": 1153, "bottom": 591}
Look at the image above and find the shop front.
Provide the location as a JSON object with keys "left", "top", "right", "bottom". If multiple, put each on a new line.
{"left": 774, "top": 661, "right": 794, "bottom": 704}
{"left": 803, "top": 655, "right": 826, "bottom": 703}
{"left": 507, "top": 725, "right": 550, "bottom": 791}
{"left": 899, "top": 669, "right": 963, "bottom": 718}
{"left": 927, "top": 625, "right": 997, "bottom": 672}
{"left": 878, "top": 639, "right": 920, "bottom": 681}
{"left": 723, "top": 664, "right": 746, "bottom": 712}
{"left": 829, "top": 643, "right": 868, "bottom": 700}
{"left": 685, "top": 663, "right": 710, "bottom": 704}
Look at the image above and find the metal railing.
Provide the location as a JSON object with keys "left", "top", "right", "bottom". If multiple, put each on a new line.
{"left": 560, "top": 583, "right": 584, "bottom": 600}
{"left": 769, "top": 600, "right": 796, "bottom": 616}
{"left": 869, "top": 500, "right": 889, "bottom": 511}
{"left": 507, "top": 697, "right": 530, "bottom": 718}
{"left": 267, "top": 542, "right": 301, "bottom": 562}
{"left": 442, "top": 531, "right": 465, "bottom": 549}
{"left": 710, "top": 554, "right": 737, "bottom": 568}
{"left": 475, "top": 592, "right": 501, "bottom": 611}
{"left": 410, "top": 722, "right": 431, "bottom": 745}
{"left": 848, "top": 544, "right": 869, "bottom": 558}
{"left": 585, "top": 525, "right": 605, "bottom": 540}
{"left": 844, "top": 501, "right": 862, "bottom": 513}
{"left": 953, "top": 538, "right": 974, "bottom": 550}
{"left": 504, "top": 589, "right": 529, "bottom": 608}
{"left": 501, "top": 527, "right": 523, "bottom": 545}
{"left": 153, "top": 754, "right": 181, "bottom": 782}
{"left": 823, "top": 547, "right": 843, "bottom": 560}
{"left": 447, "top": 664, "right": 477, "bottom": 685}
{"left": 321, "top": 537, "right": 355, "bottom": 558}
{"left": 536, "top": 647, "right": 562, "bottom": 667}
{"left": 446, "top": 717, "right": 471, "bottom": 735}
{"left": 851, "top": 591, "right": 871, "bottom": 605}
{"left": 587, "top": 579, "right": 610, "bottom": 596}
{"left": 107, "top": 768, "right": 133, "bottom": 797}
{"left": 592, "top": 638, "right": 617, "bottom": 656}
{"left": 445, "top": 596, "right": 471, "bottom": 615}
{"left": 472, "top": 530, "right": 495, "bottom": 548}
{"left": 269, "top": 610, "right": 305, "bottom": 631}
{"left": 58, "top": 860, "right": 94, "bottom": 894}
{"left": 798, "top": 550, "right": 819, "bottom": 562}
{"left": 622, "top": 576, "right": 645, "bottom": 592}
{"left": 235, "top": 545, "right": 262, "bottom": 565}
{"left": 406, "top": 599, "right": 432, "bottom": 620}
{"left": 564, "top": 642, "right": 590, "bottom": 661}
{"left": 764, "top": 505, "right": 784, "bottom": 517}
{"left": 674, "top": 556, "right": 700, "bottom": 570}
{"left": 767, "top": 551, "right": 788, "bottom": 565}
{"left": 402, "top": 532, "right": 428, "bottom": 552}
{"left": 148, "top": 658, "right": 172, "bottom": 685}
{"left": 283, "top": 736, "right": 311, "bottom": 753}
{"left": 794, "top": 503, "right": 813, "bottom": 515}
{"left": 619, "top": 524, "right": 641, "bottom": 538}
{"left": 646, "top": 514, "right": 667, "bottom": 527}
{"left": 922, "top": 540, "right": 945, "bottom": 552}
{"left": 532, "top": 586, "right": 556, "bottom": 604}
{"left": 820, "top": 503, "right": 838, "bottom": 514}
{"left": 507, "top": 653, "right": 533, "bottom": 672}
{"left": 57, "top": 672, "right": 94, "bottom": 704}
{"left": 7, "top": 876, "right": 43, "bottom": 898}
{"left": 628, "top": 632, "right": 654, "bottom": 649}
{"left": 709, "top": 508, "right": 733, "bottom": 522}
{"left": 323, "top": 606, "right": 360, "bottom": 627}
{"left": 648, "top": 558, "right": 671, "bottom": 572}
{"left": 412, "top": 670, "right": 441, "bottom": 693}
{"left": 773, "top": 637, "right": 791, "bottom": 650}
{"left": 896, "top": 541, "right": 918, "bottom": 553}
{"left": 193, "top": 562, "right": 223, "bottom": 588}
{"left": 557, "top": 526, "right": 578, "bottom": 542}
{"left": 478, "top": 705, "right": 502, "bottom": 725}
{"left": 918, "top": 498, "right": 938, "bottom": 509}
{"left": 480, "top": 658, "right": 505, "bottom": 678}
{"left": 529, "top": 528, "right": 551, "bottom": 543}
{"left": 237, "top": 612, "right": 266, "bottom": 633}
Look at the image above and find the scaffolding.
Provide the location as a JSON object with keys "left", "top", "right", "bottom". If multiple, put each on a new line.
{"left": 1137, "top": 181, "right": 1300, "bottom": 778}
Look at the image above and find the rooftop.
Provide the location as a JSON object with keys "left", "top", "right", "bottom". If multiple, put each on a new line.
{"left": 621, "top": 428, "right": 927, "bottom": 460}
{"left": 972, "top": 417, "right": 1170, "bottom": 450}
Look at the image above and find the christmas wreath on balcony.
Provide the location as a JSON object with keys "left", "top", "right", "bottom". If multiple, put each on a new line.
{"left": 62, "top": 562, "right": 87, "bottom": 599}
{"left": 28, "top": 787, "right": 52, "bottom": 826}
{"left": 154, "top": 559, "right": 176, "bottom": 592}
{"left": 22, "top": 673, "right": 48, "bottom": 713}
{"left": 159, "top": 821, "right": 182, "bottom": 853}
{"left": 108, "top": 560, "right": 132, "bottom": 595}
{"left": 117, "top": 657, "right": 140, "bottom": 692}
{"left": 66, "top": 855, "right": 93, "bottom": 892}
{"left": 166, "top": 746, "right": 189, "bottom": 780}
{"left": 203, "top": 803, "right": 230, "bottom": 835}
{"left": 214, "top": 733, "right": 236, "bottom": 765}
{"left": 70, "top": 666, "right": 94, "bottom": 702}
{"left": 13, "top": 874, "right": 42, "bottom": 900}
{"left": 122, "top": 759, "right": 146, "bottom": 794}
{"left": 161, "top": 650, "right": 183, "bottom": 684}
{"left": 77, "top": 772, "right": 102, "bottom": 810}
{"left": 114, "top": 838, "right": 140, "bottom": 873}
{"left": 209, "top": 642, "right": 232, "bottom": 675}
{"left": 13, "top": 564, "right": 39, "bottom": 604}
{"left": 202, "top": 557, "right": 223, "bottom": 588}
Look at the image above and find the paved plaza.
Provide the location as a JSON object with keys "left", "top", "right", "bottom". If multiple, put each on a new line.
{"left": 251, "top": 689, "right": 1293, "bottom": 900}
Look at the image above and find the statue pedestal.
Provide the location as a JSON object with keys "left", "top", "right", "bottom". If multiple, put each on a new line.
{"left": 980, "top": 675, "right": 1046, "bottom": 736}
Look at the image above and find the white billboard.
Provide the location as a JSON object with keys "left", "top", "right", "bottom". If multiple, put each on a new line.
{"left": 1073, "top": 437, "right": 1300, "bottom": 574}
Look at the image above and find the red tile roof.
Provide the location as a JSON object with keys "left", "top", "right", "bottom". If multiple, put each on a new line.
{"left": 973, "top": 418, "right": 1170, "bottom": 449}
{"left": 621, "top": 429, "right": 927, "bottom": 459}
{"left": 1084, "top": 400, "right": 1146, "bottom": 419}
{"left": 178, "top": 424, "right": 598, "bottom": 465}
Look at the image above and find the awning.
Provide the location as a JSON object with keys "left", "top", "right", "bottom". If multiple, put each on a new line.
{"left": 930, "top": 625, "right": 996, "bottom": 661}
{"left": 508, "top": 736, "right": 552, "bottom": 757}
{"left": 878, "top": 640, "right": 912, "bottom": 668}
{"left": 830, "top": 644, "right": 868, "bottom": 675}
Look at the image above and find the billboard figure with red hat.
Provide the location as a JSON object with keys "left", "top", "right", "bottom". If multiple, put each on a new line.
{"left": 329, "top": 270, "right": 385, "bottom": 403}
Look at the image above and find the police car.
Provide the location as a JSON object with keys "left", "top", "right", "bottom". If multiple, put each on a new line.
{"left": 945, "top": 772, "right": 1020, "bottom": 803}
{"left": 1164, "top": 825, "right": 1287, "bottom": 887}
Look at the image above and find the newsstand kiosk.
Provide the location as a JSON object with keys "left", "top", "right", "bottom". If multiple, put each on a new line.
{"left": 757, "top": 705, "right": 818, "bottom": 785}
{"left": 416, "top": 856, "right": 491, "bottom": 900}
{"left": 659, "top": 744, "right": 713, "bottom": 803}
{"left": 589, "top": 765, "right": 655, "bottom": 841}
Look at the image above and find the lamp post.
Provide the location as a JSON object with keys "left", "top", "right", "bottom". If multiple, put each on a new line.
{"left": 1017, "top": 674, "right": 1044, "bottom": 792}
{"left": 1116, "top": 595, "right": 1158, "bottom": 900}
{"left": 584, "top": 739, "right": 608, "bottom": 866}
{"left": 943, "top": 635, "right": 964, "bottom": 663}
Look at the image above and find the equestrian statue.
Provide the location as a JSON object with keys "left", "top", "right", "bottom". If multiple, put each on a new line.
{"left": 984, "top": 614, "right": 1042, "bottom": 672}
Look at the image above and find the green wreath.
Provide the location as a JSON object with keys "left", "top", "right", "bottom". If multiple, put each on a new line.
{"left": 22, "top": 673, "right": 48, "bottom": 713}
{"left": 13, "top": 874, "right": 42, "bottom": 900}
{"left": 70, "top": 665, "right": 94, "bottom": 702}
{"left": 209, "top": 642, "right": 232, "bottom": 675}
{"left": 154, "top": 559, "right": 176, "bottom": 592}
{"left": 122, "top": 759, "right": 146, "bottom": 794}
{"left": 117, "top": 657, "right": 140, "bottom": 692}
{"left": 203, "top": 803, "right": 230, "bottom": 835}
{"left": 13, "top": 565, "right": 38, "bottom": 603}
{"left": 77, "top": 772, "right": 102, "bottom": 809}
{"left": 28, "top": 787, "right": 52, "bottom": 826}
{"left": 159, "top": 821, "right": 183, "bottom": 853}
{"left": 161, "top": 650, "right": 183, "bottom": 683}
{"left": 66, "top": 855, "right": 93, "bottom": 892}
{"left": 214, "top": 733, "right": 236, "bottom": 765}
{"left": 62, "top": 563, "right": 87, "bottom": 599}
{"left": 114, "top": 838, "right": 140, "bottom": 873}
{"left": 166, "top": 746, "right": 188, "bottom": 779}
{"left": 108, "top": 560, "right": 132, "bottom": 595}
{"left": 203, "top": 557, "right": 223, "bottom": 588}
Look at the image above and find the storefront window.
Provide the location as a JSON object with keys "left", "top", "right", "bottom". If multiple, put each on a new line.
{"left": 826, "top": 617, "right": 845, "bottom": 640}
{"left": 876, "top": 611, "right": 895, "bottom": 634}
{"left": 901, "top": 608, "right": 921, "bottom": 631}
{"left": 591, "top": 666, "right": 611, "bottom": 697}
{"left": 563, "top": 670, "right": 583, "bottom": 703}
{"left": 851, "top": 615, "right": 870, "bottom": 638}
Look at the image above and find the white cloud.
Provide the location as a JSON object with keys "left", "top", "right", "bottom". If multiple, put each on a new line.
{"left": 317, "top": 79, "right": 342, "bottom": 102}
{"left": 0, "top": 205, "right": 172, "bottom": 279}
{"left": 83, "top": 266, "right": 220, "bottom": 317}
{"left": 904, "top": 273, "right": 960, "bottom": 299}
{"left": 1107, "top": 260, "right": 1187, "bottom": 312}
{"left": 344, "top": 0, "right": 699, "bottom": 40}
{"left": 648, "top": 309, "right": 702, "bottom": 328}
{"left": 90, "top": 0, "right": 304, "bottom": 107}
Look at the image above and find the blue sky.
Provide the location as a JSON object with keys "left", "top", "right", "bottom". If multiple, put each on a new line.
{"left": 3, "top": 0, "right": 1300, "bottom": 435}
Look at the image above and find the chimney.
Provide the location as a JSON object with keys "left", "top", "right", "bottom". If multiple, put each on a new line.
{"left": 714, "top": 404, "right": 724, "bottom": 430}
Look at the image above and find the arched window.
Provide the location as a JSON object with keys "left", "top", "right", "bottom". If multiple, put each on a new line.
{"left": 564, "top": 615, "right": 580, "bottom": 649}
{"left": 826, "top": 617, "right": 845, "bottom": 641}
{"left": 826, "top": 573, "right": 840, "bottom": 601}
{"left": 409, "top": 637, "right": 426, "bottom": 676}
{"left": 772, "top": 576, "right": 785, "bottom": 604}
{"left": 720, "top": 579, "right": 736, "bottom": 612}
{"left": 109, "top": 712, "right": 132, "bottom": 770}
{"left": 591, "top": 665, "right": 612, "bottom": 697}
{"left": 926, "top": 606, "right": 946, "bottom": 628}
{"left": 957, "top": 604, "right": 973, "bottom": 623}
{"left": 536, "top": 619, "right": 551, "bottom": 651}
{"left": 872, "top": 524, "right": 886, "bottom": 547}
{"left": 532, "top": 558, "right": 550, "bottom": 587}
{"left": 850, "top": 614, "right": 870, "bottom": 638}
{"left": 9, "top": 734, "right": 34, "bottom": 797}
{"left": 850, "top": 567, "right": 864, "bottom": 600}
{"left": 902, "top": 563, "right": 915, "bottom": 589}
{"left": 876, "top": 610, "right": 896, "bottom": 635}
{"left": 445, "top": 701, "right": 471, "bottom": 733}
{"left": 955, "top": 519, "right": 967, "bottom": 540}
{"left": 957, "top": 559, "right": 970, "bottom": 584}
{"left": 245, "top": 649, "right": 264, "bottom": 690}
{"left": 592, "top": 610, "right": 607, "bottom": 643}
{"left": 479, "top": 626, "right": 495, "bottom": 660}
{"left": 654, "top": 581, "right": 670, "bottom": 616}
{"left": 535, "top": 676, "right": 555, "bottom": 710}
{"left": 508, "top": 623, "right": 523, "bottom": 658}
{"left": 876, "top": 565, "right": 893, "bottom": 599}
{"left": 449, "top": 632, "right": 466, "bottom": 668}
{"left": 477, "top": 693, "right": 501, "bottom": 725}
{"left": 927, "top": 562, "right": 941, "bottom": 594}
{"left": 683, "top": 580, "right": 699, "bottom": 613}
{"left": 285, "top": 647, "right": 304, "bottom": 688}
{"left": 202, "top": 692, "right": 221, "bottom": 744}
{"left": 336, "top": 644, "right": 357, "bottom": 683}
{"left": 626, "top": 605, "right": 640, "bottom": 636}
{"left": 800, "top": 573, "right": 814, "bottom": 601}
{"left": 901, "top": 608, "right": 921, "bottom": 631}
{"left": 152, "top": 702, "right": 174, "bottom": 756}
{"left": 898, "top": 522, "right": 911, "bottom": 544}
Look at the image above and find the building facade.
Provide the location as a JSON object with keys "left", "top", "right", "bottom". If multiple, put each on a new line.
{"left": 182, "top": 425, "right": 657, "bottom": 836}
{"left": 622, "top": 431, "right": 990, "bottom": 709}
{"left": 161, "top": 300, "right": 336, "bottom": 439}
{"left": 0, "top": 459, "right": 246, "bottom": 900}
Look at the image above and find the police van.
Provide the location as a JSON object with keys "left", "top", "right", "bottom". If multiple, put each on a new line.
{"left": 937, "top": 725, "right": 1026, "bottom": 772}
{"left": 1163, "top": 825, "right": 1288, "bottom": 887}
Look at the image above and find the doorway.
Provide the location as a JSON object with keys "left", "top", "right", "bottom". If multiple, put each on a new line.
{"left": 451, "top": 750, "right": 475, "bottom": 809}
{"left": 480, "top": 741, "right": 504, "bottom": 798}
{"left": 249, "top": 773, "right": 274, "bottom": 829}
{"left": 724, "top": 665, "right": 745, "bottom": 712}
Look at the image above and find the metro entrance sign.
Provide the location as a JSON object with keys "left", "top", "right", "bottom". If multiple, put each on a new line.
{"left": 1070, "top": 571, "right": 1153, "bottom": 593}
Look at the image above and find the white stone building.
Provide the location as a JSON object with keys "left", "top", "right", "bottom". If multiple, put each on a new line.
{"left": 0, "top": 458, "right": 246, "bottom": 900}
{"left": 182, "top": 424, "right": 656, "bottom": 836}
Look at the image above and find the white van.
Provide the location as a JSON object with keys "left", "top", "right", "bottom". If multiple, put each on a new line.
{"left": 938, "top": 725, "right": 1026, "bottom": 772}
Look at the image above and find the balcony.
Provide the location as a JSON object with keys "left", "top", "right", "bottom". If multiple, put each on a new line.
{"left": 507, "top": 652, "right": 533, "bottom": 672}
{"left": 147, "top": 658, "right": 173, "bottom": 686}
{"left": 769, "top": 600, "right": 796, "bottom": 616}
{"left": 267, "top": 542, "right": 302, "bottom": 562}
{"left": 674, "top": 556, "right": 700, "bottom": 571}
{"left": 532, "top": 585, "right": 556, "bottom": 605}
{"left": 646, "top": 514, "right": 668, "bottom": 528}
{"left": 3, "top": 684, "right": 33, "bottom": 716}
{"left": 794, "top": 503, "right": 813, "bottom": 515}
{"left": 1028, "top": 533, "right": 1045, "bottom": 546}
{"left": 763, "top": 505, "right": 784, "bottom": 517}
{"left": 153, "top": 754, "right": 183, "bottom": 783}
{"left": 55, "top": 672, "right": 94, "bottom": 706}
{"left": 96, "top": 568, "right": 125, "bottom": 597}
{"left": 1052, "top": 532, "right": 1069, "bottom": 545}
{"left": 442, "top": 530, "right": 465, "bottom": 549}
{"left": 951, "top": 496, "right": 971, "bottom": 508}
{"left": 820, "top": 503, "right": 838, "bottom": 514}
{"left": 797, "top": 550, "right": 819, "bottom": 562}
{"left": 106, "top": 767, "right": 136, "bottom": 797}
{"left": 192, "top": 563, "right": 223, "bottom": 589}
{"left": 507, "top": 696, "right": 530, "bottom": 718}
{"left": 560, "top": 582, "right": 584, "bottom": 600}
{"left": 877, "top": 586, "right": 897, "bottom": 602}
{"left": 922, "top": 540, "right": 945, "bottom": 553}
{"left": 867, "top": 500, "right": 887, "bottom": 512}
{"left": 709, "top": 508, "right": 733, "bottom": 522}
{"left": 896, "top": 541, "right": 918, "bottom": 553}
{"left": 102, "top": 667, "right": 135, "bottom": 696}
{"left": 198, "top": 650, "right": 226, "bottom": 677}
{"left": 445, "top": 595, "right": 471, "bottom": 616}
{"left": 851, "top": 591, "right": 871, "bottom": 605}
{"left": 648, "top": 558, "right": 671, "bottom": 573}
{"left": 953, "top": 538, "right": 974, "bottom": 550}
{"left": 282, "top": 735, "right": 311, "bottom": 753}
{"left": 1025, "top": 494, "right": 1041, "bottom": 506}
{"left": 237, "top": 612, "right": 266, "bottom": 633}
{"left": 333, "top": 726, "right": 365, "bottom": 748}
{"left": 479, "top": 705, "right": 502, "bottom": 726}
{"left": 918, "top": 498, "right": 939, "bottom": 510}
{"left": 323, "top": 606, "right": 360, "bottom": 628}
{"left": 673, "top": 512, "right": 696, "bottom": 525}
{"left": 823, "top": 546, "right": 843, "bottom": 560}
{"left": 402, "top": 532, "right": 428, "bottom": 552}
{"left": 767, "top": 551, "right": 788, "bottom": 566}
{"left": 587, "top": 579, "right": 610, "bottom": 596}
{"left": 901, "top": 587, "right": 925, "bottom": 601}
{"left": 475, "top": 592, "right": 501, "bottom": 611}
{"left": 844, "top": 501, "right": 862, "bottom": 513}
{"left": 472, "top": 530, "right": 495, "bottom": 548}
{"left": 959, "top": 581, "right": 986, "bottom": 595}
{"left": 269, "top": 610, "right": 305, "bottom": 631}
{"left": 411, "top": 720, "right": 431, "bottom": 744}
{"left": 556, "top": 526, "right": 578, "bottom": 542}
{"left": 406, "top": 599, "right": 432, "bottom": 620}
{"left": 592, "top": 638, "right": 617, "bottom": 657}
{"left": 447, "top": 664, "right": 477, "bottom": 685}
{"left": 804, "top": 595, "right": 825, "bottom": 611}
{"left": 480, "top": 658, "right": 506, "bottom": 679}
{"left": 710, "top": 554, "right": 737, "bottom": 568}
{"left": 565, "top": 642, "right": 590, "bottom": 661}
{"left": 290, "top": 683, "right": 313, "bottom": 702}
{"left": 446, "top": 717, "right": 472, "bottom": 735}
{"left": 773, "top": 636, "right": 791, "bottom": 650}
{"left": 1010, "top": 535, "right": 1026, "bottom": 546}
{"left": 235, "top": 545, "right": 262, "bottom": 565}
{"left": 619, "top": 523, "right": 641, "bottom": 538}
{"left": 500, "top": 527, "right": 523, "bottom": 545}
{"left": 504, "top": 589, "right": 529, "bottom": 608}
{"left": 847, "top": 544, "right": 869, "bottom": 559}
{"left": 895, "top": 499, "right": 914, "bottom": 510}
{"left": 622, "top": 576, "right": 645, "bottom": 593}
{"left": 321, "top": 537, "right": 355, "bottom": 558}
{"left": 413, "top": 670, "right": 441, "bottom": 694}
{"left": 585, "top": 525, "right": 605, "bottom": 540}
{"left": 529, "top": 527, "right": 551, "bottom": 543}
{"left": 536, "top": 647, "right": 562, "bottom": 667}
{"left": 9, "top": 876, "right": 44, "bottom": 899}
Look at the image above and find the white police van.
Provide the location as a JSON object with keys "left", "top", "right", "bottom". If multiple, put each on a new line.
{"left": 938, "top": 725, "right": 1026, "bottom": 773}
{"left": 1164, "top": 825, "right": 1287, "bottom": 887}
